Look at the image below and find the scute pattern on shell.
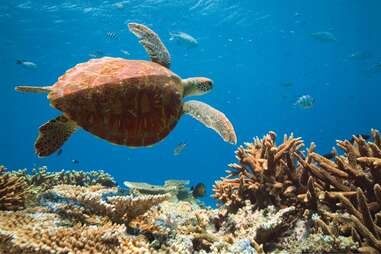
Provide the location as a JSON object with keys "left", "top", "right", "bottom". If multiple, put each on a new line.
{"left": 48, "top": 57, "right": 183, "bottom": 147}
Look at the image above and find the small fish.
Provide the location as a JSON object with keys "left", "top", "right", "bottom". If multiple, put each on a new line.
{"left": 191, "top": 183, "right": 206, "bottom": 198}
{"left": 72, "top": 159, "right": 79, "bottom": 164}
{"left": 323, "top": 134, "right": 371, "bottom": 159}
{"left": 57, "top": 149, "right": 63, "bottom": 156}
{"left": 174, "top": 143, "right": 187, "bottom": 156}
{"left": 120, "top": 49, "right": 130, "bottom": 55}
{"left": 294, "top": 95, "right": 314, "bottom": 109}
{"left": 16, "top": 60, "right": 37, "bottom": 69}
{"left": 106, "top": 32, "right": 118, "bottom": 39}
{"left": 88, "top": 50, "right": 104, "bottom": 58}
{"left": 323, "top": 152, "right": 335, "bottom": 160}
{"left": 348, "top": 51, "right": 371, "bottom": 60}
{"left": 169, "top": 32, "right": 198, "bottom": 48}
{"left": 113, "top": 2, "right": 125, "bottom": 9}
{"left": 310, "top": 31, "right": 336, "bottom": 42}
{"left": 280, "top": 81, "right": 293, "bottom": 87}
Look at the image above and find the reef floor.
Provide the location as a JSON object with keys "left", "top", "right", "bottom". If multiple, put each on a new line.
{"left": 1, "top": 129, "right": 380, "bottom": 253}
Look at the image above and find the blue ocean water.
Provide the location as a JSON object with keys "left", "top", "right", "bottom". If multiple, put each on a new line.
{"left": 1, "top": 0, "right": 380, "bottom": 206}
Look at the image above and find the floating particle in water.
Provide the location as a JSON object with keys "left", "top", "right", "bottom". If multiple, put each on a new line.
{"left": 169, "top": 32, "right": 198, "bottom": 48}
{"left": 309, "top": 31, "right": 336, "bottom": 42}
{"left": 173, "top": 143, "right": 187, "bottom": 156}
{"left": 72, "top": 159, "right": 79, "bottom": 164}
{"left": 191, "top": 183, "right": 206, "bottom": 198}
{"left": 16, "top": 60, "right": 37, "bottom": 69}
{"left": 294, "top": 95, "right": 314, "bottom": 109}
{"left": 106, "top": 32, "right": 118, "bottom": 39}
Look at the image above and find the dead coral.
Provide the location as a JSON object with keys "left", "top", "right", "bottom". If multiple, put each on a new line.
{"left": 213, "top": 131, "right": 305, "bottom": 210}
{"left": 46, "top": 184, "right": 170, "bottom": 224}
{"left": 0, "top": 173, "right": 30, "bottom": 210}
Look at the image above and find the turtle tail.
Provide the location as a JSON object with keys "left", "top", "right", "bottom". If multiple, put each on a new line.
{"left": 15, "top": 85, "right": 52, "bottom": 93}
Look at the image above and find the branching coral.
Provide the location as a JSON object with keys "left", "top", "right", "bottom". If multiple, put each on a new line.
{"left": 0, "top": 210, "right": 152, "bottom": 254}
{"left": 213, "top": 129, "right": 381, "bottom": 253}
{"left": 0, "top": 173, "right": 30, "bottom": 210}
{"left": 213, "top": 131, "right": 306, "bottom": 210}
{"left": 45, "top": 184, "right": 170, "bottom": 224}
{"left": 17, "top": 166, "right": 116, "bottom": 189}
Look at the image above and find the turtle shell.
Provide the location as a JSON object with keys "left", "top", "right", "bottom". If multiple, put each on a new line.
{"left": 48, "top": 57, "right": 183, "bottom": 147}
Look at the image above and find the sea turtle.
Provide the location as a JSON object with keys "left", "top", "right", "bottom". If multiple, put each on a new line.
{"left": 16, "top": 23, "right": 237, "bottom": 157}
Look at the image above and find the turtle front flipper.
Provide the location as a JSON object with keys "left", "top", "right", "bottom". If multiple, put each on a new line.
{"left": 35, "top": 115, "right": 78, "bottom": 157}
{"left": 183, "top": 100, "right": 237, "bottom": 144}
{"left": 128, "top": 23, "right": 171, "bottom": 68}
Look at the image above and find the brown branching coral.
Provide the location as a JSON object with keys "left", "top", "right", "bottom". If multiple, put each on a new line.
{"left": 47, "top": 184, "right": 170, "bottom": 224}
{"left": 19, "top": 166, "right": 116, "bottom": 189}
{"left": 213, "top": 131, "right": 305, "bottom": 210}
{"left": 214, "top": 129, "right": 381, "bottom": 253}
{"left": 0, "top": 173, "right": 30, "bottom": 210}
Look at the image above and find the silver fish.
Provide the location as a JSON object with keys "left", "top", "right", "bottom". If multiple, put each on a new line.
{"left": 294, "top": 95, "right": 314, "bottom": 109}
{"left": 310, "top": 31, "right": 336, "bottom": 42}
{"left": 16, "top": 60, "right": 37, "bottom": 69}
{"left": 174, "top": 143, "right": 187, "bottom": 156}
{"left": 106, "top": 31, "right": 118, "bottom": 39}
{"left": 169, "top": 32, "right": 198, "bottom": 48}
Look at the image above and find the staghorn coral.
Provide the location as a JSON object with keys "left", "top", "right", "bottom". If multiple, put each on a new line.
{"left": 214, "top": 129, "right": 381, "bottom": 253}
{"left": 45, "top": 184, "right": 170, "bottom": 224}
{"left": 294, "top": 129, "right": 381, "bottom": 252}
{"left": 0, "top": 173, "right": 30, "bottom": 210}
{"left": 213, "top": 131, "right": 306, "bottom": 210}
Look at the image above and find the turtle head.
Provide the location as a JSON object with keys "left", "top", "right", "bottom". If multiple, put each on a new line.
{"left": 182, "top": 77, "right": 213, "bottom": 97}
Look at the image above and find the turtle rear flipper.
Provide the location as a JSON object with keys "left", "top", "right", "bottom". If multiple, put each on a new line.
{"left": 15, "top": 85, "right": 52, "bottom": 93}
{"left": 35, "top": 115, "right": 78, "bottom": 157}
{"left": 128, "top": 23, "right": 171, "bottom": 68}
{"left": 183, "top": 100, "right": 237, "bottom": 144}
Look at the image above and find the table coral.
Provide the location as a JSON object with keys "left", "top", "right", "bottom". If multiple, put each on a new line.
{"left": 45, "top": 184, "right": 170, "bottom": 224}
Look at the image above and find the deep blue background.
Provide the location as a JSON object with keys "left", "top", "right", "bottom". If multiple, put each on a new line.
{"left": 1, "top": 0, "right": 380, "bottom": 205}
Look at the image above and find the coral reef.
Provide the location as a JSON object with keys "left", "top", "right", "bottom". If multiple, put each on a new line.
{"left": 213, "top": 132, "right": 305, "bottom": 210}
{"left": 16, "top": 166, "right": 116, "bottom": 189}
{"left": 213, "top": 129, "right": 381, "bottom": 253}
{"left": 0, "top": 173, "right": 30, "bottom": 210}
{"left": 44, "top": 184, "right": 170, "bottom": 223}
{"left": 0, "top": 210, "right": 151, "bottom": 254}
{"left": 1, "top": 129, "right": 380, "bottom": 253}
